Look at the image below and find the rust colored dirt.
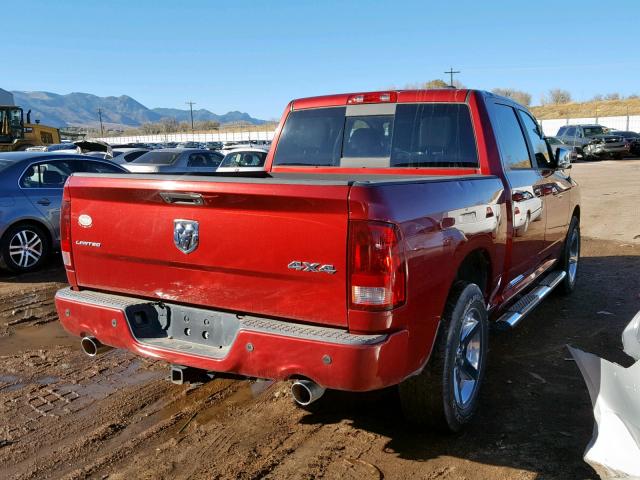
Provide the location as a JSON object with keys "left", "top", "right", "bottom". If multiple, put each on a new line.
{"left": 1, "top": 160, "right": 639, "bottom": 479}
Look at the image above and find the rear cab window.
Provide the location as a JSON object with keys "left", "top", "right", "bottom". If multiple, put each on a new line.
{"left": 272, "top": 103, "right": 479, "bottom": 169}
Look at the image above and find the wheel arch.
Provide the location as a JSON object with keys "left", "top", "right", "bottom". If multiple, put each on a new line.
{"left": 571, "top": 205, "right": 580, "bottom": 221}
{"left": 1, "top": 218, "right": 55, "bottom": 251}
{"left": 453, "top": 248, "right": 492, "bottom": 301}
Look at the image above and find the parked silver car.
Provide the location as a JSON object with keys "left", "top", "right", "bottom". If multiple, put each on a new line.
{"left": 111, "top": 148, "right": 151, "bottom": 164}
{"left": 0, "top": 152, "right": 127, "bottom": 273}
{"left": 124, "top": 149, "right": 223, "bottom": 174}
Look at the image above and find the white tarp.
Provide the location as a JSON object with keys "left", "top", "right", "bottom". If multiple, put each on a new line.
{"left": 569, "top": 311, "right": 640, "bottom": 480}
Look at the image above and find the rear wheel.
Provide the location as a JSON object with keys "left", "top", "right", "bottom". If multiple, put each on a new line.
{"left": 0, "top": 223, "right": 50, "bottom": 273}
{"left": 558, "top": 216, "right": 580, "bottom": 295}
{"left": 399, "top": 282, "right": 488, "bottom": 432}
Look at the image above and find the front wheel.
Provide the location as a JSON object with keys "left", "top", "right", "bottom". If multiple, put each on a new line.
{"left": 558, "top": 216, "right": 580, "bottom": 295}
{"left": 399, "top": 282, "right": 488, "bottom": 432}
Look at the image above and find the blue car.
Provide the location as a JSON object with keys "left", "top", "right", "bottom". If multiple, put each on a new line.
{"left": 0, "top": 152, "right": 127, "bottom": 273}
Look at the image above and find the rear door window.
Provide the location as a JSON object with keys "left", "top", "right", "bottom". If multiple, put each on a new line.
{"left": 19, "top": 161, "right": 74, "bottom": 188}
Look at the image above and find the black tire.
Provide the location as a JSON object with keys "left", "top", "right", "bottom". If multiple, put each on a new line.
{"left": 558, "top": 216, "right": 580, "bottom": 295}
{"left": 399, "top": 282, "right": 488, "bottom": 432}
{"left": 612, "top": 153, "right": 623, "bottom": 160}
{"left": 0, "top": 223, "right": 51, "bottom": 273}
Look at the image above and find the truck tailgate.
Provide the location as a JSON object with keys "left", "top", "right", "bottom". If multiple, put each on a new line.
{"left": 65, "top": 175, "right": 350, "bottom": 327}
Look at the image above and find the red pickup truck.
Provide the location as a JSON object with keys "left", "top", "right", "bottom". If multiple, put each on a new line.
{"left": 55, "top": 89, "right": 580, "bottom": 432}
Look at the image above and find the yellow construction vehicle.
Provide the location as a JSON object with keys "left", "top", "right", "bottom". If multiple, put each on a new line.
{"left": 0, "top": 105, "right": 61, "bottom": 152}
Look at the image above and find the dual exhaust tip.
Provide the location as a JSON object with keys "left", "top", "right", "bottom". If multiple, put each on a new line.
{"left": 80, "top": 336, "right": 112, "bottom": 357}
{"left": 81, "top": 337, "right": 325, "bottom": 406}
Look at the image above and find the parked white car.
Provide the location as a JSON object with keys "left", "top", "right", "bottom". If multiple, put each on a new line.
{"left": 216, "top": 148, "right": 268, "bottom": 174}
{"left": 512, "top": 187, "right": 543, "bottom": 236}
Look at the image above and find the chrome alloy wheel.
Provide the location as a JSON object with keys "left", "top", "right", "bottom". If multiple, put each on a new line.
{"left": 453, "top": 307, "right": 483, "bottom": 408}
{"left": 8, "top": 229, "right": 43, "bottom": 269}
{"left": 567, "top": 229, "right": 580, "bottom": 285}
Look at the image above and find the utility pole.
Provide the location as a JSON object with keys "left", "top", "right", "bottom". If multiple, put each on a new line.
{"left": 186, "top": 101, "right": 196, "bottom": 135}
{"left": 97, "top": 108, "right": 104, "bottom": 136}
{"left": 444, "top": 67, "right": 460, "bottom": 87}
{"left": 626, "top": 105, "right": 630, "bottom": 131}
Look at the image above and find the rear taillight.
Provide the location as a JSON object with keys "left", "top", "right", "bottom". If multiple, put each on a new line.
{"left": 348, "top": 221, "right": 406, "bottom": 311}
{"left": 60, "top": 198, "right": 73, "bottom": 268}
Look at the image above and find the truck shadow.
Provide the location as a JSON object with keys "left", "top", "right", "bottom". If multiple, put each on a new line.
{"left": 299, "top": 252, "right": 640, "bottom": 479}
{"left": 0, "top": 257, "right": 66, "bottom": 284}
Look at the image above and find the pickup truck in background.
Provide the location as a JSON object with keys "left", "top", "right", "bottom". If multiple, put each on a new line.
{"left": 55, "top": 89, "right": 580, "bottom": 432}
{"left": 556, "top": 124, "right": 628, "bottom": 160}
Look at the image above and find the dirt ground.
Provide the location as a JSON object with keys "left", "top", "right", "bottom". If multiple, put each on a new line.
{"left": 1, "top": 160, "right": 639, "bottom": 480}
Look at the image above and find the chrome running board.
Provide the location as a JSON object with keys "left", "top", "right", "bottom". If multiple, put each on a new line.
{"left": 495, "top": 270, "right": 566, "bottom": 331}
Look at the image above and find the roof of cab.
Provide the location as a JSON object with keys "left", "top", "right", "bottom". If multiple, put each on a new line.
{"left": 292, "top": 88, "right": 472, "bottom": 110}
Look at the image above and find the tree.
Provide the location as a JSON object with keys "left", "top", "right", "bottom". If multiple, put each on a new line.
{"left": 604, "top": 93, "right": 621, "bottom": 101}
{"left": 491, "top": 88, "right": 532, "bottom": 106}
{"left": 160, "top": 117, "right": 179, "bottom": 133}
{"left": 422, "top": 79, "right": 450, "bottom": 89}
{"left": 197, "top": 120, "right": 221, "bottom": 131}
{"left": 547, "top": 88, "right": 572, "bottom": 105}
{"left": 405, "top": 78, "right": 466, "bottom": 89}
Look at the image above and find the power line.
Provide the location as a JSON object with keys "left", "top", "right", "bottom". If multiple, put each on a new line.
{"left": 444, "top": 67, "right": 460, "bottom": 87}
{"left": 186, "top": 101, "right": 196, "bottom": 133}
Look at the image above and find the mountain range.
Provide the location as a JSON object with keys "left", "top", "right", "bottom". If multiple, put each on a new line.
{"left": 9, "top": 91, "right": 266, "bottom": 129}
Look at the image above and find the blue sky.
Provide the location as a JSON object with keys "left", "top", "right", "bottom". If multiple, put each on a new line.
{"left": 6, "top": 0, "right": 640, "bottom": 119}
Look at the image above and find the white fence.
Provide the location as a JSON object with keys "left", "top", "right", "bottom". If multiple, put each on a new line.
{"left": 93, "top": 130, "right": 274, "bottom": 144}
{"left": 91, "top": 114, "right": 640, "bottom": 145}
{"left": 540, "top": 115, "right": 640, "bottom": 136}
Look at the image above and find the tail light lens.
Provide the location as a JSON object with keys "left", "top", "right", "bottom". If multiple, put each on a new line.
{"left": 347, "top": 92, "right": 397, "bottom": 104}
{"left": 60, "top": 198, "right": 73, "bottom": 268}
{"left": 348, "top": 221, "right": 406, "bottom": 311}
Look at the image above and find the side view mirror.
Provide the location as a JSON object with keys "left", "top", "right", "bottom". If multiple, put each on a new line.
{"left": 555, "top": 147, "right": 575, "bottom": 169}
